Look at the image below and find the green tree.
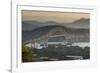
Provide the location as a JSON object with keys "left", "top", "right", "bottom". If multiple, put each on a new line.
{"left": 22, "top": 44, "right": 38, "bottom": 62}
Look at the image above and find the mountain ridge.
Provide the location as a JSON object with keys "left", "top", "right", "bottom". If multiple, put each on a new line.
{"left": 22, "top": 25, "right": 89, "bottom": 42}
{"left": 22, "top": 18, "right": 90, "bottom": 31}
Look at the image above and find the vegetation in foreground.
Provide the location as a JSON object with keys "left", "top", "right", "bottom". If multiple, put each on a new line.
{"left": 22, "top": 45, "right": 90, "bottom": 62}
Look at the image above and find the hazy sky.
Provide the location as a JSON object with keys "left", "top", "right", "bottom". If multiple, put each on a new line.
{"left": 22, "top": 10, "right": 90, "bottom": 23}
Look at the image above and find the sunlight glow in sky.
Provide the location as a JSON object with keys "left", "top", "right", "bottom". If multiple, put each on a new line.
{"left": 22, "top": 10, "right": 90, "bottom": 23}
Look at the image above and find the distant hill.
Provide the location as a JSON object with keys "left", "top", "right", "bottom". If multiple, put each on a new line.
{"left": 61, "top": 18, "right": 90, "bottom": 29}
{"left": 22, "top": 25, "right": 89, "bottom": 42}
{"left": 22, "top": 21, "right": 60, "bottom": 31}
{"left": 22, "top": 21, "right": 46, "bottom": 31}
{"left": 22, "top": 18, "right": 90, "bottom": 31}
{"left": 69, "top": 18, "right": 90, "bottom": 29}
